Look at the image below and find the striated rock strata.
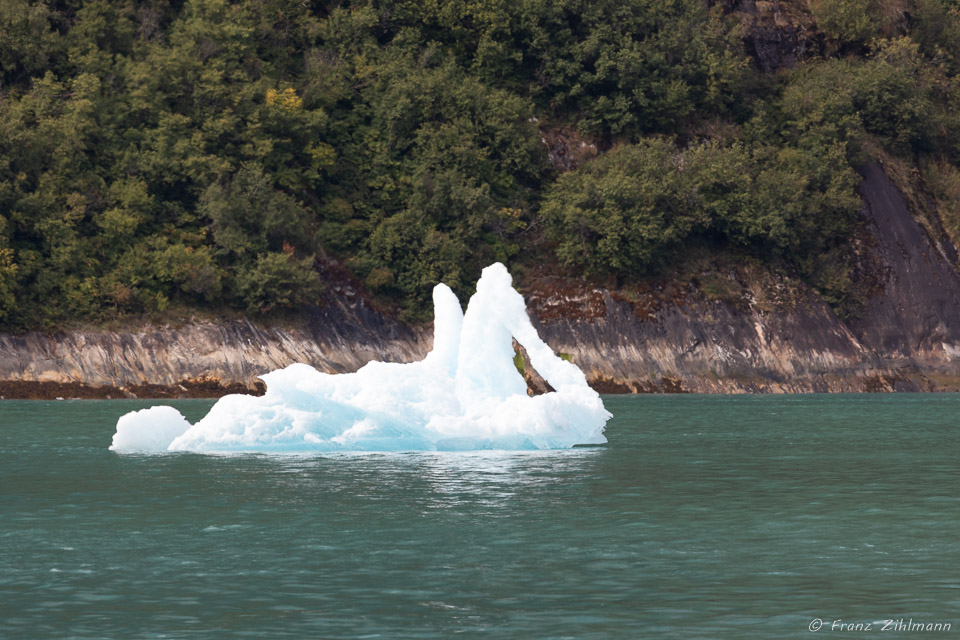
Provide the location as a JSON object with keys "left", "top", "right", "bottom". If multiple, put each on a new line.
{"left": 523, "top": 163, "right": 960, "bottom": 393}
{"left": 4, "top": 164, "right": 960, "bottom": 397}
{"left": 0, "top": 286, "right": 429, "bottom": 399}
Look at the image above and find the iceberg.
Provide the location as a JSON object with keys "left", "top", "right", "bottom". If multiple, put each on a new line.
{"left": 110, "top": 263, "right": 610, "bottom": 453}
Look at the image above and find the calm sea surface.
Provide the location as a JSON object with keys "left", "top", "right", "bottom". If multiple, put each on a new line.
{"left": 1, "top": 394, "right": 959, "bottom": 639}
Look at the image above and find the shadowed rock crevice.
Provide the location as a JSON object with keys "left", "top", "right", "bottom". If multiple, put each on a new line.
{"left": 712, "top": 0, "right": 819, "bottom": 72}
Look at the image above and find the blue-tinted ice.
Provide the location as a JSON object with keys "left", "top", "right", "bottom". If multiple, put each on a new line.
{"left": 111, "top": 263, "right": 610, "bottom": 452}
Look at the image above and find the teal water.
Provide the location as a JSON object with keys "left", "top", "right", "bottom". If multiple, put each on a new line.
{"left": 1, "top": 395, "right": 958, "bottom": 639}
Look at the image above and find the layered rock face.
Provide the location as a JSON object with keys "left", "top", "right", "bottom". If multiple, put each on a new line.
{"left": 0, "top": 285, "right": 429, "bottom": 398}
{"left": 848, "top": 164, "right": 960, "bottom": 372}
{"left": 523, "top": 273, "right": 875, "bottom": 394}
{"left": 4, "top": 164, "right": 960, "bottom": 397}
{"left": 525, "top": 163, "right": 960, "bottom": 393}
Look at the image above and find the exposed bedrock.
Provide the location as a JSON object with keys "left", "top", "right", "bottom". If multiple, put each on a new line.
{"left": 0, "top": 285, "right": 430, "bottom": 398}
{"left": 848, "top": 164, "right": 960, "bottom": 366}
{"left": 3, "top": 163, "right": 960, "bottom": 397}
{"left": 526, "top": 163, "right": 960, "bottom": 393}
{"left": 716, "top": 0, "right": 819, "bottom": 72}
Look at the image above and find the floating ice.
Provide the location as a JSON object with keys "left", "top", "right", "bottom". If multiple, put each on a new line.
{"left": 110, "top": 263, "right": 610, "bottom": 453}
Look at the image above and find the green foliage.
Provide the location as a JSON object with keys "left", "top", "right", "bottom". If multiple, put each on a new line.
{"left": 809, "top": 0, "right": 902, "bottom": 44}
{"left": 541, "top": 140, "right": 703, "bottom": 274}
{"left": 748, "top": 37, "right": 960, "bottom": 162}
{"left": 513, "top": 349, "right": 525, "bottom": 375}
{"left": 201, "top": 165, "right": 313, "bottom": 260}
{"left": 0, "top": 246, "right": 17, "bottom": 322}
{"left": 0, "top": 0, "right": 335, "bottom": 329}
{"left": 923, "top": 157, "right": 960, "bottom": 248}
{"left": 353, "top": 0, "right": 749, "bottom": 137}
{"left": 236, "top": 251, "right": 323, "bottom": 314}
{"left": 542, "top": 136, "right": 861, "bottom": 306}
{"left": 912, "top": 0, "right": 960, "bottom": 69}
{"left": 2, "top": 0, "right": 960, "bottom": 330}
{"left": 0, "top": 0, "right": 61, "bottom": 88}
{"left": 315, "top": 52, "right": 546, "bottom": 313}
{"left": 522, "top": 0, "right": 749, "bottom": 136}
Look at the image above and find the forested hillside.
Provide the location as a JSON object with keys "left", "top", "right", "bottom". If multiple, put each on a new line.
{"left": 2, "top": 0, "right": 960, "bottom": 332}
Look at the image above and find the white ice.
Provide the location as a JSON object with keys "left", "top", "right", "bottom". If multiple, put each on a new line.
{"left": 110, "top": 263, "right": 610, "bottom": 453}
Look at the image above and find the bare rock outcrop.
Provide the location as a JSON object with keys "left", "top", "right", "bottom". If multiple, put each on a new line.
{"left": 4, "top": 164, "right": 960, "bottom": 397}
{"left": 713, "top": 0, "right": 818, "bottom": 72}
{"left": 0, "top": 278, "right": 429, "bottom": 398}
{"left": 848, "top": 164, "right": 960, "bottom": 360}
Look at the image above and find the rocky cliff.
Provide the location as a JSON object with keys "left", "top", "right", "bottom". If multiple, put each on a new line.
{"left": 0, "top": 278, "right": 429, "bottom": 399}
{"left": 3, "top": 163, "right": 960, "bottom": 398}
{"left": 525, "top": 162, "right": 960, "bottom": 393}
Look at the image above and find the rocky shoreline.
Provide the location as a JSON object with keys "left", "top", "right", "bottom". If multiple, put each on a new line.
{"left": 4, "top": 164, "right": 960, "bottom": 399}
{"left": 0, "top": 378, "right": 263, "bottom": 400}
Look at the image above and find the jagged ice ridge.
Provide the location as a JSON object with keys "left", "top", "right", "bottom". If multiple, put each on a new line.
{"left": 110, "top": 263, "right": 610, "bottom": 452}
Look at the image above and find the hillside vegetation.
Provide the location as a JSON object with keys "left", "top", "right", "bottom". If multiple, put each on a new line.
{"left": 2, "top": 0, "right": 960, "bottom": 330}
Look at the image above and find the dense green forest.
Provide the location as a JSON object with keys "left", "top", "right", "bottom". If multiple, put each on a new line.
{"left": 2, "top": 0, "right": 960, "bottom": 329}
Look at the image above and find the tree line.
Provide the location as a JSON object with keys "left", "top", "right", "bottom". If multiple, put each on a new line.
{"left": 1, "top": 0, "right": 960, "bottom": 329}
